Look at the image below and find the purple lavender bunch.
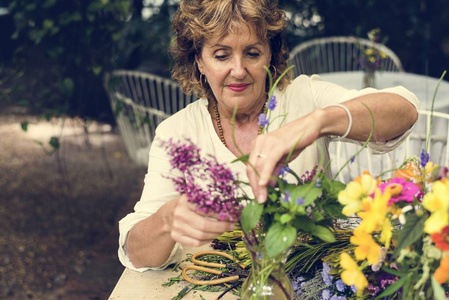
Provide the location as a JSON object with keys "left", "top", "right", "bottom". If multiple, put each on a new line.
{"left": 161, "top": 138, "right": 242, "bottom": 221}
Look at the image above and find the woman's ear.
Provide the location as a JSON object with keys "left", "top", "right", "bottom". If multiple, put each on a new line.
{"left": 195, "top": 54, "right": 204, "bottom": 74}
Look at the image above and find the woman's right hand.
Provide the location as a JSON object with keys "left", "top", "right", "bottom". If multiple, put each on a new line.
{"left": 169, "top": 194, "right": 235, "bottom": 247}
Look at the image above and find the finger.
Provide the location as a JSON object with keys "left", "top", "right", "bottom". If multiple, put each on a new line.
{"left": 247, "top": 144, "right": 266, "bottom": 203}
{"left": 171, "top": 218, "right": 232, "bottom": 247}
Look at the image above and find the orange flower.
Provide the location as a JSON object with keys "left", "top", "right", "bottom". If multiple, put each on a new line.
{"left": 393, "top": 162, "right": 421, "bottom": 185}
{"left": 434, "top": 255, "right": 449, "bottom": 284}
{"left": 431, "top": 225, "right": 449, "bottom": 251}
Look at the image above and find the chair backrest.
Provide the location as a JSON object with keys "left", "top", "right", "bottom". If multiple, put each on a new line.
{"left": 330, "top": 110, "right": 449, "bottom": 182}
{"left": 104, "top": 70, "right": 196, "bottom": 166}
{"left": 289, "top": 36, "right": 404, "bottom": 77}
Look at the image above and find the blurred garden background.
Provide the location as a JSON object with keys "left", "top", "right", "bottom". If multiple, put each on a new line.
{"left": 0, "top": 0, "right": 448, "bottom": 299}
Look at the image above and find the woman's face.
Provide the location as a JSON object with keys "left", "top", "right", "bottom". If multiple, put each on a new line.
{"left": 196, "top": 22, "right": 271, "bottom": 114}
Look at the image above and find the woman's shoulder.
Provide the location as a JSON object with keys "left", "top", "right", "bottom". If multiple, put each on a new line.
{"left": 156, "top": 98, "right": 209, "bottom": 137}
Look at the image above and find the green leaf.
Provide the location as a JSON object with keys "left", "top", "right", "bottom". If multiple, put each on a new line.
{"left": 313, "top": 225, "right": 336, "bottom": 242}
{"left": 380, "top": 266, "right": 407, "bottom": 277}
{"left": 290, "top": 183, "right": 321, "bottom": 206}
{"left": 279, "top": 214, "right": 293, "bottom": 224}
{"left": 432, "top": 276, "right": 447, "bottom": 300}
{"left": 20, "top": 121, "right": 28, "bottom": 132}
{"left": 323, "top": 203, "right": 346, "bottom": 218}
{"left": 292, "top": 216, "right": 315, "bottom": 232}
{"left": 43, "top": 19, "right": 54, "bottom": 30}
{"left": 49, "top": 137, "right": 60, "bottom": 150}
{"left": 330, "top": 180, "right": 346, "bottom": 193}
{"left": 231, "top": 154, "right": 249, "bottom": 163}
{"left": 311, "top": 211, "right": 324, "bottom": 222}
{"left": 92, "top": 66, "right": 102, "bottom": 76}
{"left": 265, "top": 223, "right": 296, "bottom": 258}
{"left": 47, "top": 46, "right": 64, "bottom": 58}
{"left": 375, "top": 276, "right": 406, "bottom": 298}
{"left": 241, "top": 201, "right": 263, "bottom": 233}
{"left": 43, "top": 0, "right": 56, "bottom": 8}
{"left": 58, "top": 78, "right": 74, "bottom": 97}
{"left": 393, "top": 213, "right": 426, "bottom": 257}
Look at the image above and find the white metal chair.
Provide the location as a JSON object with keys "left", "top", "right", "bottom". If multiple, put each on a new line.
{"left": 104, "top": 70, "right": 196, "bottom": 166}
{"left": 288, "top": 36, "right": 404, "bottom": 77}
{"left": 330, "top": 110, "right": 449, "bottom": 182}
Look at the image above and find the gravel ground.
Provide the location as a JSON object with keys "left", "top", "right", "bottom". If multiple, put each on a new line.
{"left": 0, "top": 107, "right": 146, "bottom": 299}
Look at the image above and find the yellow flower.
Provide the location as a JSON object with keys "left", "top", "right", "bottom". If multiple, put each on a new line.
{"left": 365, "top": 48, "right": 374, "bottom": 56}
{"left": 357, "top": 189, "right": 390, "bottom": 234}
{"left": 351, "top": 229, "right": 382, "bottom": 265}
{"left": 423, "top": 180, "right": 449, "bottom": 213}
{"left": 338, "top": 173, "right": 378, "bottom": 216}
{"left": 424, "top": 210, "right": 449, "bottom": 234}
{"left": 423, "top": 179, "right": 449, "bottom": 234}
{"left": 379, "top": 218, "right": 392, "bottom": 249}
{"left": 340, "top": 252, "right": 368, "bottom": 291}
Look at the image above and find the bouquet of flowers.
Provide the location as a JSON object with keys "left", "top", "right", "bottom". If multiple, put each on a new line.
{"left": 359, "top": 28, "right": 388, "bottom": 74}
{"left": 162, "top": 69, "right": 449, "bottom": 300}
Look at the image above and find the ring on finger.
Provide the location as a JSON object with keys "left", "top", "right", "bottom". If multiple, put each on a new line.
{"left": 256, "top": 153, "right": 267, "bottom": 159}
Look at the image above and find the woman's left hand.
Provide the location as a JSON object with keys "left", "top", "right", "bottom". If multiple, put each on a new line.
{"left": 247, "top": 110, "right": 323, "bottom": 203}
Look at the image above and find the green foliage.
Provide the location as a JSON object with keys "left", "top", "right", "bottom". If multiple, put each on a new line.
{"left": 393, "top": 213, "right": 426, "bottom": 257}
{"left": 4, "top": 0, "right": 131, "bottom": 121}
{"left": 241, "top": 201, "right": 263, "bottom": 234}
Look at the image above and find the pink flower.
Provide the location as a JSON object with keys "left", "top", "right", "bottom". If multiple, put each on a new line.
{"left": 378, "top": 178, "right": 420, "bottom": 205}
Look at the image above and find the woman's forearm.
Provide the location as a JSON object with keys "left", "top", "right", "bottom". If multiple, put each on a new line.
{"left": 320, "top": 93, "right": 418, "bottom": 142}
{"left": 126, "top": 198, "right": 177, "bottom": 269}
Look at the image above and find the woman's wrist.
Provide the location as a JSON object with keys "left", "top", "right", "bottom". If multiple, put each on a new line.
{"left": 318, "top": 105, "right": 352, "bottom": 138}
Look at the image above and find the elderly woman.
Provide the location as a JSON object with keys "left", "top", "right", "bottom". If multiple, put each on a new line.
{"left": 119, "top": 0, "right": 419, "bottom": 271}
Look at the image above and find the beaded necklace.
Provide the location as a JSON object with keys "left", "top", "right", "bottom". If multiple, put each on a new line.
{"left": 213, "top": 100, "right": 265, "bottom": 147}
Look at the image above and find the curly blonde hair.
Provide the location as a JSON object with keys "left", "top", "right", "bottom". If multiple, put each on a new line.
{"left": 169, "top": 0, "right": 291, "bottom": 99}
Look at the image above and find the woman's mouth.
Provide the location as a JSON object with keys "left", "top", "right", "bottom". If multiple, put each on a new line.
{"left": 227, "top": 83, "right": 250, "bottom": 92}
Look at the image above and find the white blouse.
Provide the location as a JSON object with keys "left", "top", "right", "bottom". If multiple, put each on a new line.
{"left": 118, "top": 74, "right": 420, "bottom": 272}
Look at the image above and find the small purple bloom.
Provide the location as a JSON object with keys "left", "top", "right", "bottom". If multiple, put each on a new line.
{"left": 279, "top": 165, "right": 290, "bottom": 176}
{"left": 321, "top": 262, "right": 333, "bottom": 285}
{"left": 268, "top": 95, "right": 277, "bottom": 110}
{"left": 420, "top": 149, "right": 429, "bottom": 167}
{"left": 161, "top": 139, "right": 241, "bottom": 221}
{"left": 322, "top": 289, "right": 331, "bottom": 300}
{"left": 350, "top": 156, "right": 356, "bottom": 163}
{"left": 335, "top": 279, "right": 345, "bottom": 292}
{"left": 283, "top": 191, "right": 291, "bottom": 202}
{"left": 315, "top": 178, "right": 322, "bottom": 188}
{"left": 351, "top": 285, "right": 357, "bottom": 293}
{"left": 296, "top": 197, "right": 305, "bottom": 205}
{"left": 258, "top": 113, "right": 269, "bottom": 128}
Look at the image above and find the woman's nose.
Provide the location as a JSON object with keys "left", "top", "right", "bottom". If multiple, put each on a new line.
{"left": 231, "top": 57, "right": 246, "bottom": 79}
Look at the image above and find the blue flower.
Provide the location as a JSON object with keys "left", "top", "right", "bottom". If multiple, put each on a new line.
{"left": 283, "top": 191, "right": 291, "bottom": 202}
{"left": 350, "top": 156, "right": 356, "bottom": 164}
{"left": 279, "top": 165, "right": 290, "bottom": 176}
{"left": 420, "top": 149, "right": 429, "bottom": 167}
{"left": 321, "top": 262, "right": 333, "bottom": 285}
{"left": 268, "top": 95, "right": 277, "bottom": 110}
{"left": 258, "top": 113, "right": 269, "bottom": 129}
{"left": 330, "top": 296, "right": 346, "bottom": 300}
{"left": 296, "top": 197, "right": 305, "bottom": 205}
{"left": 322, "top": 289, "right": 331, "bottom": 300}
{"left": 335, "top": 279, "right": 345, "bottom": 292}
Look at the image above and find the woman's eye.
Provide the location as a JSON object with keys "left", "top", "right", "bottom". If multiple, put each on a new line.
{"left": 247, "top": 52, "right": 260, "bottom": 58}
{"left": 215, "top": 54, "right": 228, "bottom": 61}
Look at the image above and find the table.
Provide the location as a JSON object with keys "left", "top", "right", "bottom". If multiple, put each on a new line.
{"left": 109, "top": 245, "right": 238, "bottom": 299}
{"left": 319, "top": 71, "right": 449, "bottom": 112}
